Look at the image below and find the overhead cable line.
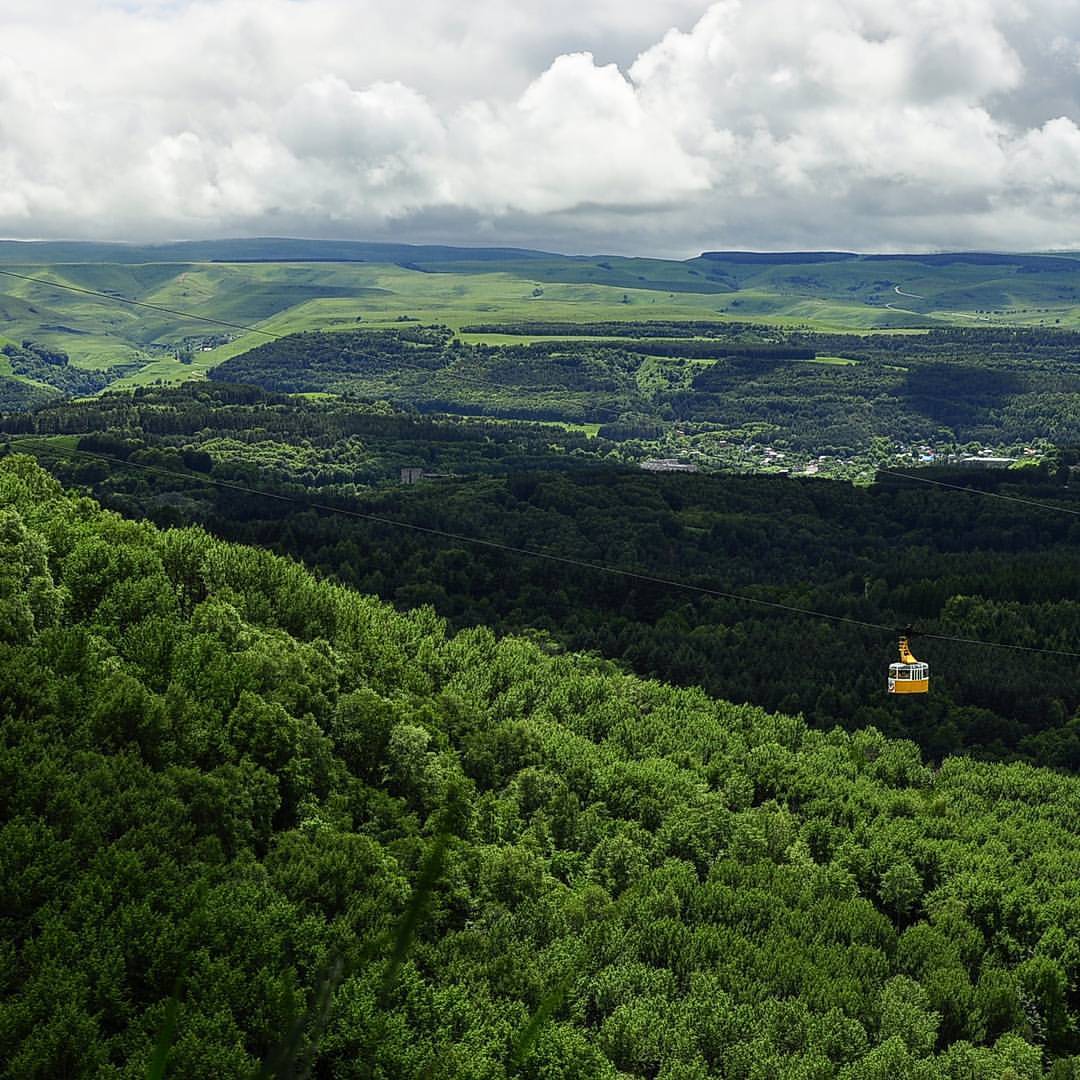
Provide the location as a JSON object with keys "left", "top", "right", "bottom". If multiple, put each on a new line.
{"left": 15, "top": 438, "right": 1080, "bottom": 661}
{"left": 876, "top": 469, "right": 1080, "bottom": 516}
{"left": 0, "top": 267, "right": 282, "bottom": 340}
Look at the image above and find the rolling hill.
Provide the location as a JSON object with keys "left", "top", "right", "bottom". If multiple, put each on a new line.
{"left": 4, "top": 242, "right": 1080, "bottom": 391}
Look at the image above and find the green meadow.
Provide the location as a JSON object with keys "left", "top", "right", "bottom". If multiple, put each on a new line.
{"left": 3, "top": 243, "right": 1080, "bottom": 390}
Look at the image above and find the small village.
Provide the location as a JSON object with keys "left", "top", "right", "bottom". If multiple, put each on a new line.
{"left": 637, "top": 434, "right": 1048, "bottom": 482}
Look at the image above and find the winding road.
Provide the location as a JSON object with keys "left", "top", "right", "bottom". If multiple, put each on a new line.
{"left": 885, "top": 285, "right": 926, "bottom": 315}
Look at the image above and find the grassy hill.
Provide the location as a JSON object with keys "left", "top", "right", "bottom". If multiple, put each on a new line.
{"left": 4, "top": 242, "right": 1080, "bottom": 390}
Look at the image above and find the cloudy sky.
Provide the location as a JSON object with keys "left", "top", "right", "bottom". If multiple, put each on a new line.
{"left": 4, "top": 0, "right": 1080, "bottom": 255}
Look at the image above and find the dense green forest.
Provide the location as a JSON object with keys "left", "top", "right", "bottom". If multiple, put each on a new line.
{"left": 1, "top": 383, "right": 612, "bottom": 484}
{"left": 5, "top": 454, "right": 1080, "bottom": 1078}
{"left": 5, "top": 385, "right": 1078, "bottom": 768}
{"left": 207, "top": 325, "right": 1080, "bottom": 449}
{"left": 1, "top": 341, "right": 120, "bottom": 396}
{"left": 0, "top": 376, "right": 58, "bottom": 413}
{"left": 0, "top": 340, "right": 141, "bottom": 413}
{"left": 211, "top": 329, "right": 638, "bottom": 424}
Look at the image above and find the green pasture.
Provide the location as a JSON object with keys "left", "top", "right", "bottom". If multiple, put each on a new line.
{"left": 12, "top": 433, "right": 79, "bottom": 451}
{"left": 5, "top": 251, "right": 1080, "bottom": 392}
{"left": 522, "top": 419, "right": 603, "bottom": 437}
{"left": 482, "top": 417, "right": 602, "bottom": 438}
{"left": 456, "top": 332, "right": 624, "bottom": 346}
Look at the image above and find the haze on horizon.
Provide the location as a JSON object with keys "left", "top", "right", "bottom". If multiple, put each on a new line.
{"left": 4, "top": 0, "right": 1080, "bottom": 258}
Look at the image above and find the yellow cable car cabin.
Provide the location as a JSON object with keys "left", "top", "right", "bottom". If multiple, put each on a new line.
{"left": 888, "top": 636, "right": 929, "bottom": 694}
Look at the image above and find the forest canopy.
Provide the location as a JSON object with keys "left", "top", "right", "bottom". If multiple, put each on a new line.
{"left": 3, "top": 455, "right": 1080, "bottom": 1077}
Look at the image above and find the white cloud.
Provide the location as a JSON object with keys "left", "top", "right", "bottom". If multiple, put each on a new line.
{"left": 446, "top": 53, "right": 711, "bottom": 215}
{"left": 2, "top": 0, "right": 1080, "bottom": 252}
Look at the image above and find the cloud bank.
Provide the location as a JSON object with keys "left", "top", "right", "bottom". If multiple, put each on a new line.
{"left": 3, "top": 0, "right": 1080, "bottom": 254}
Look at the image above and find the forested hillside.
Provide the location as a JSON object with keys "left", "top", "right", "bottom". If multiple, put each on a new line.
{"left": 1, "top": 341, "right": 119, "bottom": 396}
{"left": 7, "top": 390, "right": 1077, "bottom": 768}
{"left": 209, "top": 325, "right": 1080, "bottom": 451}
{"left": 3, "top": 455, "right": 1080, "bottom": 1078}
